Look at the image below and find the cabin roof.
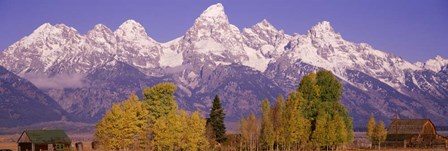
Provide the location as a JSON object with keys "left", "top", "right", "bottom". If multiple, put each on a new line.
{"left": 387, "top": 119, "right": 434, "bottom": 134}
{"left": 17, "top": 130, "right": 71, "bottom": 144}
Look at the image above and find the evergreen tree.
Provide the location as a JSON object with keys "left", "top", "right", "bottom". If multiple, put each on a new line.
{"left": 260, "top": 99, "right": 274, "bottom": 150}
{"left": 209, "top": 95, "right": 227, "bottom": 143}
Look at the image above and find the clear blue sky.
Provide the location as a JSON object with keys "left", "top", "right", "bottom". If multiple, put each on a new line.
{"left": 0, "top": 0, "right": 447, "bottom": 63}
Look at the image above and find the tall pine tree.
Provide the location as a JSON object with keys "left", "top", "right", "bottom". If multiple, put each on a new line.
{"left": 209, "top": 95, "right": 227, "bottom": 143}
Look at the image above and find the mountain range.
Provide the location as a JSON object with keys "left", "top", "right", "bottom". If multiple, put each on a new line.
{"left": 0, "top": 3, "right": 447, "bottom": 129}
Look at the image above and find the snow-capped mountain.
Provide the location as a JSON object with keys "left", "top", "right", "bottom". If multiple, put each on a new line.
{"left": 1, "top": 3, "right": 447, "bottom": 128}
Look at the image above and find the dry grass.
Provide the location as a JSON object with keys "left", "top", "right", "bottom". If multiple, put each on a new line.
{"left": 0, "top": 133, "right": 95, "bottom": 151}
{"left": 0, "top": 142, "right": 16, "bottom": 151}
{"left": 0, "top": 142, "right": 96, "bottom": 151}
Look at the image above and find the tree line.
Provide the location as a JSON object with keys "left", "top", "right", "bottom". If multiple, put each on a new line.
{"left": 95, "top": 83, "right": 216, "bottom": 150}
{"left": 239, "top": 70, "right": 353, "bottom": 150}
{"left": 94, "top": 70, "right": 355, "bottom": 150}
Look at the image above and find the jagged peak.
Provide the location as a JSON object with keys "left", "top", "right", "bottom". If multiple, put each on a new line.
{"left": 33, "top": 23, "right": 77, "bottom": 34}
{"left": 434, "top": 55, "right": 445, "bottom": 61}
{"left": 115, "top": 19, "right": 150, "bottom": 41}
{"left": 199, "top": 3, "right": 226, "bottom": 18}
{"left": 423, "top": 55, "right": 448, "bottom": 72}
{"left": 426, "top": 55, "right": 447, "bottom": 63}
{"left": 34, "top": 23, "right": 53, "bottom": 32}
{"left": 93, "top": 24, "right": 109, "bottom": 30}
{"left": 117, "top": 20, "right": 145, "bottom": 31}
{"left": 310, "top": 21, "right": 334, "bottom": 33}
{"left": 87, "top": 24, "right": 113, "bottom": 37}
{"left": 253, "top": 19, "right": 278, "bottom": 31}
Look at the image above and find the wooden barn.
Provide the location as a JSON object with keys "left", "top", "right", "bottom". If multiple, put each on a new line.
{"left": 17, "top": 130, "right": 71, "bottom": 151}
{"left": 385, "top": 119, "right": 448, "bottom": 148}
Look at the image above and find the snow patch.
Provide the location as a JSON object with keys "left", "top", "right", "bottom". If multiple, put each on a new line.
{"left": 194, "top": 39, "right": 226, "bottom": 55}
{"left": 242, "top": 46, "right": 271, "bottom": 72}
{"left": 159, "top": 48, "right": 183, "bottom": 67}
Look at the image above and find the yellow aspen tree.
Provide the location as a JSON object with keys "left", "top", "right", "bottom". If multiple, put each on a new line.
{"left": 260, "top": 99, "right": 274, "bottom": 150}
{"left": 367, "top": 114, "right": 376, "bottom": 149}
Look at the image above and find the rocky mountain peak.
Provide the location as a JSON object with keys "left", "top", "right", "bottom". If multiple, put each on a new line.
{"left": 115, "top": 20, "right": 151, "bottom": 42}
{"left": 34, "top": 23, "right": 53, "bottom": 33}
{"left": 87, "top": 24, "right": 113, "bottom": 37}
{"left": 308, "top": 21, "right": 341, "bottom": 39}
{"left": 423, "top": 55, "right": 448, "bottom": 72}
{"left": 93, "top": 24, "right": 110, "bottom": 31}
{"left": 199, "top": 3, "right": 226, "bottom": 19}
{"left": 29, "top": 23, "right": 78, "bottom": 38}
{"left": 310, "top": 21, "right": 333, "bottom": 33}
{"left": 256, "top": 19, "right": 276, "bottom": 30}
{"left": 191, "top": 3, "right": 231, "bottom": 30}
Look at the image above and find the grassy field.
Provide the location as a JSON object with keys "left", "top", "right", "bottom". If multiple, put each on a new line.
{"left": 1, "top": 132, "right": 446, "bottom": 151}
{"left": 0, "top": 133, "right": 94, "bottom": 151}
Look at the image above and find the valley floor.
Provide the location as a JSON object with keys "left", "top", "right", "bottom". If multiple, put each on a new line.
{"left": 1, "top": 132, "right": 447, "bottom": 151}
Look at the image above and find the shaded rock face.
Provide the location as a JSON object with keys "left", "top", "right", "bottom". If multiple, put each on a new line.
{"left": 0, "top": 66, "right": 69, "bottom": 127}
{"left": 0, "top": 3, "right": 447, "bottom": 128}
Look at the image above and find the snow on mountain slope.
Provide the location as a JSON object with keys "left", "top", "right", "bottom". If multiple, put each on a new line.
{"left": 415, "top": 55, "right": 448, "bottom": 72}
{"left": 0, "top": 20, "right": 166, "bottom": 77}
{"left": 0, "top": 3, "right": 447, "bottom": 127}
{"left": 114, "top": 20, "right": 162, "bottom": 69}
{"left": 160, "top": 38, "right": 183, "bottom": 67}
{"left": 242, "top": 19, "right": 290, "bottom": 59}
{"left": 282, "top": 21, "right": 421, "bottom": 89}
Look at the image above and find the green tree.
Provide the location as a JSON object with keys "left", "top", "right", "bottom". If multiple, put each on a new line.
{"left": 373, "top": 120, "right": 387, "bottom": 150}
{"left": 209, "top": 95, "right": 227, "bottom": 143}
{"left": 316, "top": 70, "right": 342, "bottom": 102}
{"left": 260, "top": 99, "right": 274, "bottom": 150}
{"left": 311, "top": 108, "right": 331, "bottom": 150}
{"left": 333, "top": 114, "right": 347, "bottom": 150}
{"left": 299, "top": 70, "right": 353, "bottom": 149}
{"left": 367, "top": 114, "right": 376, "bottom": 148}
{"left": 298, "top": 72, "right": 320, "bottom": 121}
{"left": 142, "top": 82, "right": 178, "bottom": 124}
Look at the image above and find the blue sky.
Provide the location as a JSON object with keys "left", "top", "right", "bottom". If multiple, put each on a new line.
{"left": 0, "top": 0, "right": 447, "bottom": 63}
